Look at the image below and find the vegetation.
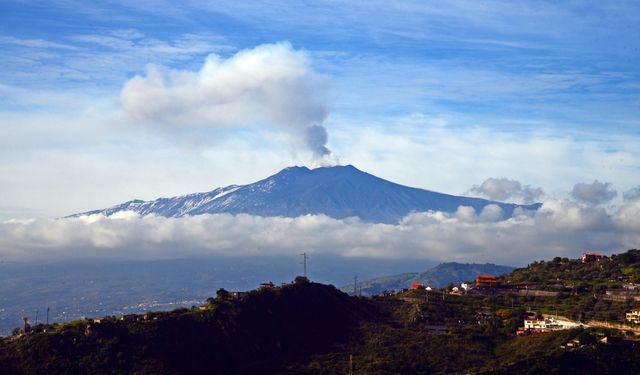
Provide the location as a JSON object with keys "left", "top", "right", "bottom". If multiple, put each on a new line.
{"left": 2, "top": 250, "right": 640, "bottom": 374}
{"left": 499, "top": 249, "right": 640, "bottom": 323}
{"left": 502, "top": 249, "right": 640, "bottom": 288}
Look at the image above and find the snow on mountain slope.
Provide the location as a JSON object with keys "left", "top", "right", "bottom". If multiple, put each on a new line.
{"left": 70, "top": 165, "right": 540, "bottom": 224}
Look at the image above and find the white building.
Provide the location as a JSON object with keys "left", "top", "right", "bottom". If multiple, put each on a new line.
{"left": 524, "top": 317, "right": 563, "bottom": 332}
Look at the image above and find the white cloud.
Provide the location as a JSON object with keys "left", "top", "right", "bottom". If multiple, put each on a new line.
{"left": 469, "top": 177, "right": 544, "bottom": 203}
{"left": 120, "top": 42, "right": 336, "bottom": 163}
{"left": 1, "top": 200, "right": 638, "bottom": 265}
{"left": 623, "top": 186, "right": 640, "bottom": 202}
{"left": 571, "top": 180, "right": 617, "bottom": 205}
{"left": 0, "top": 36, "right": 77, "bottom": 50}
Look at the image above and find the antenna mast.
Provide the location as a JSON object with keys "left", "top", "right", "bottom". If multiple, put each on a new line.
{"left": 354, "top": 275, "right": 358, "bottom": 296}
{"left": 300, "top": 252, "right": 309, "bottom": 277}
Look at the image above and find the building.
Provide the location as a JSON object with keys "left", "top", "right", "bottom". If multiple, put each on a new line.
{"left": 476, "top": 274, "right": 497, "bottom": 288}
{"left": 524, "top": 318, "right": 547, "bottom": 331}
{"left": 410, "top": 282, "right": 423, "bottom": 289}
{"left": 260, "top": 282, "right": 275, "bottom": 289}
{"left": 626, "top": 308, "right": 640, "bottom": 324}
{"left": 231, "top": 291, "right": 250, "bottom": 300}
{"left": 521, "top": 317, "right": 564, "bottom": 334}
{"left": 581, "top": 252, "right": 603, "bottom": 263}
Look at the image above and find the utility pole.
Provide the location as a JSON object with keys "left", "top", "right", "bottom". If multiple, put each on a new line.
{"left": 46, "top": 307, "right": 50, "bottom": 325}
{"left": 300, "top": 252, "right": 309, "bottom": 278}
{"left": 35, "top": 310, "right": 39, "bottom": 326}
{"left": 348, "top": 354, "right": 353, "bottom": 375}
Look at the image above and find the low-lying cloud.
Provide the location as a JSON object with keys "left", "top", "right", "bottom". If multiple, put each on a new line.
{"left": 120, "top": 42, "right": 337, "bottom": 164}
{"left": 623, "top": 186, "right": 640, "bottom": 202}
{"left": 2, "top": 200, "right": 638, "bottom": 265}
{"left": 469, "top": 177, "right": 544, "bottom": 204}
{"left": 571, "top": 180, "right": 617, "bottom": 205}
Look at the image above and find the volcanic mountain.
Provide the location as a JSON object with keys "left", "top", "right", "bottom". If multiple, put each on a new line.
{"left": 71, "top": 165, "right": 540, "bottom": 224}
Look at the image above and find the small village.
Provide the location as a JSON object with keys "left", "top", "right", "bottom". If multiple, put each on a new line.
{"left": 363, "top": 251, "right": 640, "bottom": 349}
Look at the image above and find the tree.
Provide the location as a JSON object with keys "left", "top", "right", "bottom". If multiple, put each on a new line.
{"left": 216, "top": 288, "right": 230, "bottom": 300}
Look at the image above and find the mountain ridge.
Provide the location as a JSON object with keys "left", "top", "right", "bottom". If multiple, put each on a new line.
{"left": 70, "top": 165, "right": 541, "bottom": 224}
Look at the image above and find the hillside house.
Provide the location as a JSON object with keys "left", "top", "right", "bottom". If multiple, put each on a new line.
{"left": 231, "top": 291, "right": 250, "bottom": 300}
{"left": 626, "top": 308, "right": 640, "bottom": 324}
{"left": 581, "top": 252, "right": 603, "bottom": 263}
{"left": 475, "top": 274, "right": 497, "bottom": 288}
{"left": 410, "top": 282, "right": 423, "bottom": 289}
{"left": 521, "top": 317, "right": 564, "bottom": 334}
{"left": 260, "top": 282, "right": 275, "bottom": 289}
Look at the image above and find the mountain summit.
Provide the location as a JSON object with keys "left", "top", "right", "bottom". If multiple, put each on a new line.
{"left": 72, "top": 165, "right": 540, "bottom": 223}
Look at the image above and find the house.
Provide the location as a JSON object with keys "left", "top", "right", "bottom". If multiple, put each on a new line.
{"left": 600, "top": 336, "right": 623, "bottom": 345}
{"left": 231, "top": 291, "right": 250, "bottom": 300}
{"left": 524, "top": 318, "right": 547, "bottom": 331}
{"left": 521, "top": 317, "right": 564, "bottom": 334}
{"left": 626, "top": 307, "right": 640, "bottom": 324}
{"left": 581, "top": 252, "right": 603, "bottom": 263}
{"left": 260, "top": 282, "right": 275, "bottom": 289}
{"left": 476, "top": 274, "right": 497, "bottom": 288}
{"left": 119, "top": 314, "right": 138, "bottom": 322}
{"left": 410, "top": 282, "right": 423, "bottom": 289}
{"left": 623, "top": 283, "right": 640, "bottom": 291}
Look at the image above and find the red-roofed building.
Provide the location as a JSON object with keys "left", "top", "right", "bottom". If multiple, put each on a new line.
{"left": 475, "top": 274, "right": 497, "bottom": 288}
{"left": 410, "top": 282, "right": 423, "bottom": 289}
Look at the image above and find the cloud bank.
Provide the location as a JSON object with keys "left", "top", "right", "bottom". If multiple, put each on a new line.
{"left": 469, "top": 177, "right": 544, "bottom": 204}
{"left": 571, "top": 180, "right": 617, "bottom": 205}
{"left": 120, "top": 42, "right": 337, "bottom": 164}
{"left": 2, "top": 200, "right": 638, "bottom": 265}
{"left": 623, "top": 186, "right": 640, "bottom": 202}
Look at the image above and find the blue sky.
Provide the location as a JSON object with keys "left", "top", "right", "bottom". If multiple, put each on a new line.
{"left": 1, "top": 1, "right": 639, "bottom": 220}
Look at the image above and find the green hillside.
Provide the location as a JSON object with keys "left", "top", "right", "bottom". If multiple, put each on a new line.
{"left": 3, "top": 252, "right": 640, "bottom": 374}
{"left": 502, "top": 249, "right": 640, "bottom": 288}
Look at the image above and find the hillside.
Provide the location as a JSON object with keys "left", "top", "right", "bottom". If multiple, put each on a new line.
{"left": 70, "top": 165, "right": 540, "bottom": 224}
{"left": 501, "top": 249, "right": 640, "bottom": 288}
{"left": 350, "top": 262, "right": 514, "bottom": 295}
{"left": 3, "top": 267, "right": 640, "bottom": 374}
{"left": 0, "top": 280, "right": 368, "bottom": 374}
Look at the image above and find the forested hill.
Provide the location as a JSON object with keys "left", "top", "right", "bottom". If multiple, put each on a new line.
{"left": 501, "top": 249, "right": 640, "bottom": 290}
{"left": 4, "top": 269, "right": 640, "bottom": 374}
{"left": 0, "top": 279, "right": 371, "bottom": 375}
